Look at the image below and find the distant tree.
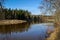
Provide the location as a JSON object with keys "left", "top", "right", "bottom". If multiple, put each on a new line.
{"left": 0, "top": 0, "right": 5, "bottom": 8}
{"left": 0, "top": 0, "right": 6, "bottom": 20}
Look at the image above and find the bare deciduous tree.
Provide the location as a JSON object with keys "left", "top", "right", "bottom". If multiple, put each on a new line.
{"left": 39, "top": 0, "right": 60, "bottom": 23}
{"left": 39, "top": 0, "right": 60, "bottom": 14}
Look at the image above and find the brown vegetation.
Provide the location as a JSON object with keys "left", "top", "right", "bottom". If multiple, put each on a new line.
{"left": 0, "top": 20, "right": 26, "bottom": 25}
{"left": 47, "top": 24, "right": 60, "bottom": 40}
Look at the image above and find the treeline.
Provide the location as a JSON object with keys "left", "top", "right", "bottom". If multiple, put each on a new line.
{"left": 2, "top": 8, "right": 32, "bottom": 21}
{"left": 0, "top": 8, "right": 42, "bottom": 22}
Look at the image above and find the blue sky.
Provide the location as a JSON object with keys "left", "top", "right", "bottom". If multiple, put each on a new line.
{"left": 5, "top": 0, "right": 42, "bottom": 15}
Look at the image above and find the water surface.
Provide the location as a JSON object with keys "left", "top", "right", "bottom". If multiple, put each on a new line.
{"left": 0, "top": 23, "right": 54, "bottom": 40}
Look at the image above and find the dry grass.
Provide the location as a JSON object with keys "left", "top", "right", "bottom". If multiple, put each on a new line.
{"left": 47, "top": 24, "right": 60, "bottom": 40}
{"left": 0, "top": 20, "right": 26, "bottom": 25}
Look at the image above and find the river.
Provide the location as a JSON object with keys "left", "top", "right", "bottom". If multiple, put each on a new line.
{"left": 0, "top": 22, "right": 54, "bottom": 40}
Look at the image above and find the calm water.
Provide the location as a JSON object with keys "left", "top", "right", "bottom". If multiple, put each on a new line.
{"left": 0, "top": 22, "right": 54, "bottom": 40}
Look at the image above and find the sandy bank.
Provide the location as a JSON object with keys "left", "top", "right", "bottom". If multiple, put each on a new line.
{"left": 0, "top": 20, "right": 26, "bottom": 25}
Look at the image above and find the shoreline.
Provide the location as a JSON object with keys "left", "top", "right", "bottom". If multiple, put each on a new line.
{"left": 47, "top": 24, "right": 60, "bottom": 40}
{"left": 0, "top": 20, "right": 27, "bottom": 25}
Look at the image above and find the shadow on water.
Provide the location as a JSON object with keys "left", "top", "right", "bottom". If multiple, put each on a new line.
{"left": 0, "top": 23, "right": 30, "bottom": 33}
{"left": 0, "top": 21, "right": 54, "bottom": 40}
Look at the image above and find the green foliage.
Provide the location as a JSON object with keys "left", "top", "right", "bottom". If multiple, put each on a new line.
{"left": 0, "top": 7, "right": 42, "bottom": 22}
{"left": 0, "top": 8, "right": 33, "bottom": 21}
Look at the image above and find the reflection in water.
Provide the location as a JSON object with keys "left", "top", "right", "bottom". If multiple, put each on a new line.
{"left": 0, "top": 22, "right": 54, "bottom": 40}
{"left": 31, "top": 21, "right": 42, "bottom": 24}
{"left": 0, "top": 23, "right": 30, "bottom": 33}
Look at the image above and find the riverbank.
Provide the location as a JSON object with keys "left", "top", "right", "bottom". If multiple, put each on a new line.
{"left": 0, "top": 20, "right": 26, "bottom": 25}
{"left": 47, "top": 24, "right": 60, "bottom": 40}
